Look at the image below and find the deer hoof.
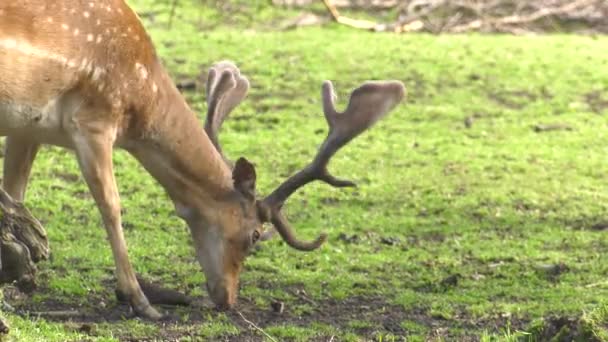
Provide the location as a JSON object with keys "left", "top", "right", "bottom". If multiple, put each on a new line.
{"left": 133, "top": 303, "right": 163, "bottom": 321}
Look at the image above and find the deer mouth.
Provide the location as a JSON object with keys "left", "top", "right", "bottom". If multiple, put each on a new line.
{"left": 206, "top": 281, "right": 236, "bottom": 310}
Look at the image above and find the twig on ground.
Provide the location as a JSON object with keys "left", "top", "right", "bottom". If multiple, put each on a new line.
{"left": 31, "top": 310, "right": 82, "bottom": 318}
{"left": 237, "top": 310, "right": 277, "bottom": 342}
{"left": 532, "top": 123, "right": 574, "bottom": 132}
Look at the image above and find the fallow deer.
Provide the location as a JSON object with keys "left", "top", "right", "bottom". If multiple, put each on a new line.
{"left": 0, "top": 1, "right": 405, "bottom": 319}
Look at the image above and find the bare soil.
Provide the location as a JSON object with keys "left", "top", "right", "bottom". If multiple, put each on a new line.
{"left": 2, "top": 281, "right": 571, "bottom": 341}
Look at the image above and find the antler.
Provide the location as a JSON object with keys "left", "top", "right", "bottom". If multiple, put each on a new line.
{"left": 259, "top": 80, "right": 406, "bottom": 250}
{"left": 204, "top": 61, "right": 250, "bottom": 157}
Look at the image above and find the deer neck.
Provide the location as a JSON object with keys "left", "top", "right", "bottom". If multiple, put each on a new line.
{"left": 125, "top": 66, "right": 234, "bottom": 218}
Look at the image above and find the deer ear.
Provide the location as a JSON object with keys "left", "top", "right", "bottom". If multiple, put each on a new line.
{"left": 233, "top": 157, "right": 256, "bottom": 199}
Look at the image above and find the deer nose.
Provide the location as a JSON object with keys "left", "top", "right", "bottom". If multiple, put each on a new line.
{"left": 206, "top": 282, "right": 236, "bottom": 310}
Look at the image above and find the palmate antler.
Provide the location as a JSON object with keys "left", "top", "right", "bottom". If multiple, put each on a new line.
{"left": 204, "top": 61, "right": 406, "bottom": 251}
{"left": 258, "top": 80, "right": 406, "bottom": 250}
{"left": 204, "top": 61, "right": 250, "bottom": 159}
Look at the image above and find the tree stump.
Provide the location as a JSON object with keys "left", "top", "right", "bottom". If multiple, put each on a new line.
{"left": 0, "top": 188, "right": 50, "bottom": 334}
{"left": 0, "top": 189, "right": 49, "bottom": 290}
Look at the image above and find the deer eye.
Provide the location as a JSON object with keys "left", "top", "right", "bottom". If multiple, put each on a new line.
{"left": 252, "top": 230, "right": 261, "bottom": 244}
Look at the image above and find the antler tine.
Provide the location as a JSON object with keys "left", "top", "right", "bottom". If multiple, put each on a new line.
{"left": 204, "top": 61, "right": 250, "bottom": 157}
{"left": 260, "top": 80, "right": 406, "bottom": 250}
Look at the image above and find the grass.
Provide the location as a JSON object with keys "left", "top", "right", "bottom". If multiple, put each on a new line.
{"left": 2, "top": 0, "right": 608, "bottom": 340}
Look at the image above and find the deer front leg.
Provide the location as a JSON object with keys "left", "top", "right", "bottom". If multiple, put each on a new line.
{"left": 72, "top": 130, "right": 162, "bottom": 320}
{"left": 2, "top": 136, "right": 40, "bottom": 202}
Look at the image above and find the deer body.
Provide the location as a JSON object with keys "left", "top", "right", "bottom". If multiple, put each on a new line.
{"left": 0, "top": 1, "right": 238, "bottom": 318}
{"left": 0, "top": 0, "right": 405, "bottom": 320}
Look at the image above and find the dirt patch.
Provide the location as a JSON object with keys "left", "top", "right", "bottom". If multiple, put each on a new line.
{"left": 1, "top": 283, "right": 474, "bottom": 340}
{"left": 5, "top": 281, "right": 600, "bottom": 341}
{"left": 532, "top": 315, "right": 601, "bottom": 342}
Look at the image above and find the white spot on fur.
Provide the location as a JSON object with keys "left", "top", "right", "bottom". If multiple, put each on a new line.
{"left": 61, "top": 23, "right": 69, "bottom": 30}
{"left": 87, "top": 34, "right": 94, "bottom": 42}
{"left": 89, "top": 2, "right": 95, "bottom": 8}
{"left": 1, "top": 39, "right": 17, "bottom": 49}
{"left": 98, "top": 83, "right": 105, "bottom": 92}
{"left": 46, "top": 17, "right": 53, "bottom": 23}
{"left": 79, "top": 59, "right": 89, "bottom": 72}
{"left": 96, "top": 35, "right": 102, "bottom": 44}
{"left": 83, "top": 11, "right": 90, "bottom": 18}
{"left": 73, "top": 28, "right": 80, "bottom": 36}
{"left": 96, "top": 19, "right": 101, "bottom": 26}
{"left": 127, "top": 27, "right": 132, "bottom": 32}
{"left": 92, "top": 67, "right": 104, "bottom": 81}
{"left": 106, "top": 6, "right": 112, "bottom": 12}
{"left": 134, "top": 35, "right": 141, "bottom": 41}
{"left": 135, "top": 63, "right": 148, "bottom": 80}
{"left": 117, "top": 8, "right": 124, "bottom": 15}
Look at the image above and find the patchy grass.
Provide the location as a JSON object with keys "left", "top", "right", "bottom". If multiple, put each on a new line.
{"left": 2, "top": 0, "right": 608, "bottom": 341}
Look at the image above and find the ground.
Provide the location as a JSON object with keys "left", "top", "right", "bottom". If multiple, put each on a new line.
{"left": 1, "top": 0, "right": 608, "bottom": 341}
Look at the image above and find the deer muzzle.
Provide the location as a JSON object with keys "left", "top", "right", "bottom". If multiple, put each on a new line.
{"left": 206, "top": 280, "right": 237, "bottom": 310}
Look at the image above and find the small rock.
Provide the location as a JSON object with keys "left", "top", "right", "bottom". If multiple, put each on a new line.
{"left": 380, "top": 236, "right": 400, "bottom": 246}
{"left": 337, "top": 233, "right": 360, "bottom": 244}
{"left": 535, "top": 262, "right": 569, "bottom": 279}
{"left": 271, "top": 301, "right": 284, "bottom": 314}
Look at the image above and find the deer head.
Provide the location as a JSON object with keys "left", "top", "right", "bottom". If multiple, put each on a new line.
{"left": 189, "top": 61, "right": 405, "bottom": 309}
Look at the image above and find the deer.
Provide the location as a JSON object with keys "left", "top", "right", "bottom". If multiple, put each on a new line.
{"left": 0, "top": 0, "right": 405, "bottom": 320}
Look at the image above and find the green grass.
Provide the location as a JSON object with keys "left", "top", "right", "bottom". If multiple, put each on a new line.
{"left": 2, "top": 0, "right": 608, "bottom": 341}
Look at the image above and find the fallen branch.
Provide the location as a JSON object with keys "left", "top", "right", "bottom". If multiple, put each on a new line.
{"left": 31, "top": 310, "right": 82, "bottom": 318}
{"left": 532, "top": 123, "right": 574, "bottom": 133}
{"left": 321, "top": 0, "right": 380, "bottom": 30}
{"left": 308, "top": 0, "right": 608, "bottom": 34}
{"left": 451, "top": 0, "right": 598, "bottom": 32}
